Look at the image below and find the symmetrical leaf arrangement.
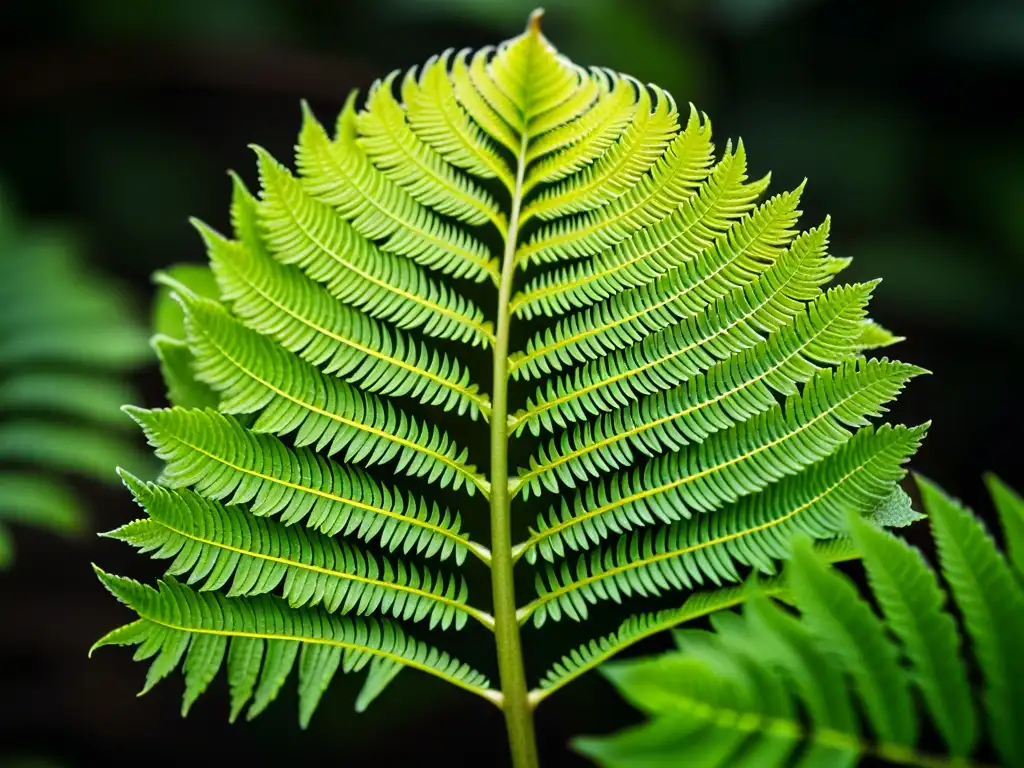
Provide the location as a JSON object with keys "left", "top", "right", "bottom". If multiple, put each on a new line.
{"left": 0, "top": 183, "right": 148, "bottom": 567}
{"left": 91, "top": 10, "right": 929, "bottom": 765}
{"left": 576, "top": 475, "right": 1024, "bottom": 768}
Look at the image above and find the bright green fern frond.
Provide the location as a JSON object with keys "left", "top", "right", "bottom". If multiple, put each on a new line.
{"left": 122, "top": 407, "right": 472, "bottom": 564}
{"left": 519, "top": 356, "right": 922, "bottom": 500}
{"left": 510, "top": 186, "right": 806, "bottom": 381}
{"left": 196, "top": 220, "right": 489, "bottom": 419}
{"left": 295, "top": 98, "right": 498, "bottom": 284}
{"left": 91, "top": 569, "right": 493, "bottom": 726}
{"left": 511, "top": 227, "right": 852, "bottom": 438}
{"left": 523, "top": 424, "right": 924, "bottom": 625}
{"left": 107, "top": 472, "right": 481, "bottom": 631}
{"left": 512, "top": 142, "right": 772, "bottom": 321}
{"left": 179, "top": 293, "right": 485, "bottom": 495}
{"left": 94, "top": 11, "right": 932, "bottom": 749}
{"left": 356, "top": 70, "right": 505, "bottom": 231}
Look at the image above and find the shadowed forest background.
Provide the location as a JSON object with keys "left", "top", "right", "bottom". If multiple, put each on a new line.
{"left": 0, "top": 0, "right": 1021, "bottom": 765}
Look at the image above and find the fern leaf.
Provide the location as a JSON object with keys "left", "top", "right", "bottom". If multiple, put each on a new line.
{"left": 519, "top": 357, "right": 921, "bottom": 500}
{"left": 786, "top": 536, "right": 918, "bottom": 746}
{"left": 108, "top": 473, "right": 479, "bottom": 631}
{"left": 197, "top": 221, "right": 489, "bottom": 419}
{"left": 985, "top": 473, "right": 1024, "bottom": 578}
{"left": 512, "top": 242, "right": 860, "bottom": 438}
{"left": 295, "top": 99, "right": 498, "bottom": 284}
{"left": 152, "top": 335, "right": 219, "bottom": 410}
{"left": 122, "top": 407, "right": 472, "bottom": 564}
{"left": 90, "top": 569, "right": 492, "bottom": 726}
{"left": 847, "top": 514, "right": 976, "bottom": 756}
{"left": 402, "top": 50, "right": 515, "bottom": 189}
{"left": 253, "top": 146, "right": 492, "bottom": 346}
{"left": 525, "top": 424, "right": 925, "bottom": 625}
{"left": 917, "top": 475, "right": 1024, "bottom": 766}
{"left": 356, "top": 71, "right": 504, "bottom": 230}
{"left": 523, "top": 83, "right": 679, "bottom": 225}
{"left": 180, "top": 294, "right": 485, "bottom": 495}
{"left": 513, "top": 142, "right": 772, "bottom": 321}
{"left": 510, "top": 186, "right": 806, "bottom": 381}
{"left": 518, "top": 105, "right": 716, "bottom": 266}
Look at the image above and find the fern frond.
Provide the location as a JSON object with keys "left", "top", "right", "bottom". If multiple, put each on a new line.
{"left": 519, "top": 357, "right": 921, "bottom": 502}
{"left": 518, "top": 105, "right": 715, "bottom": 266}
{"left": 107, "top": 473, "right": 484, "bottom": 631}
{"left": 93, "top": 12, "right": 932, "bottom": 748}
{"left": 252, "top": 147, "right": 493, "bottom": 347}
{"left": 91, "top": 569, "right": 494, "bottom": 726}
{"left": 786, "top": 536, "right": 918, "bottom": 746}
{"left": 356, "top": 71, "right": 505, "bottom": 231}
{"left": 122, "top": 407, "right": 473, "bottom": 564}
{"left": 523, "top": 424, "right": 924, "bottom": 625}
{"left": 402, "top": 50, "right": 515, "bottom": 189}
{"left": 919, "top": 476, "right": 1024, "bottom": 765}
{"left": 295, "top": 99, "right": 499, "bottom": 284}
{"left": 846, "top": 514, "right": 976, "bottom": 756}
{"left": 522, "top": 83, "right": 679, "bottom": 225}
{"left": 180, "top": 294, "right": 486, "bottom": 495}
{"left": 576, "top": 476, "right": 1023, "bottom": 767}
{"left": 512, "top": 142, "right": 772, "bottom": 321}
{"left": 511, "top": 226, "right": 850, "bottom": 437}
{"left": 197, "top": 220, "right": 489, "bottom": 419}
{"left": 510, "top": 186, "right": 806, "bottom": 381}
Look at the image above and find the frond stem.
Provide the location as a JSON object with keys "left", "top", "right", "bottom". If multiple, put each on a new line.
{"left": 489, "top": 131, "right": 540, "bottom": 768}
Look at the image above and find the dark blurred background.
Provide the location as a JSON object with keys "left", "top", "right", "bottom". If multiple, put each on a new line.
{"left": 0, "top": 0, "right": 1021, "bottom": 766}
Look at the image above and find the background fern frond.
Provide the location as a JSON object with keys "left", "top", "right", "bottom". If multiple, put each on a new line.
{"left": 574, "top": 475, "right": 1024, "bottom": 767}
{"left": 0, "top": 184, "right": 148, "bottom": 567}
